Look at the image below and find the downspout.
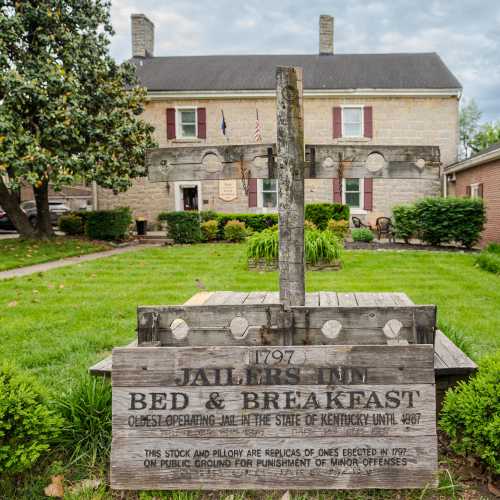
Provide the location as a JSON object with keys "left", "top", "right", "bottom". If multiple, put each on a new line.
{"left": 92, "top": 181, "right": 98, "bottom": 210}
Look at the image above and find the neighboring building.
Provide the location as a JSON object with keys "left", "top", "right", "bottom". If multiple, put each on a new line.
{"left": 444, "top": 142, "right": 500, "bottom": 246}
{"left": 20, "top": 184, "right": 92, "bottom": 211}
{"left": 98, "top": 14, "right": 461, "bottom": 225}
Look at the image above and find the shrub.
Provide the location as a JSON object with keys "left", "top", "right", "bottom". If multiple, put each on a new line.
{"left": 305, "top": 229, "right": 343, "bottom": 265}
{"left": 305, "top": 203, "right": 350, "bottom": 230}
{"left": 476, "top": 250, "right": 500, "bottom": 275}
{"left": 352, "top": 227, "right": 374, "bottom": 242}
{"left": 59, "top": 214, "right": 84, "bottom": 235}
{"left": 0, "top": 364, "right": 62, "bottom": 475}
{"left": 247, "top": 228, "right": 279, "bottom": 263}
{"left": 162, "top": 211, "right": 201, "bottom": 244}
{"left": 224, "top": 220, "right": 246, "bottom": 242}
{"left": 157, "top": 211, "right": 169, "bottom": 222}
{"left": 216, "top": 213, "right": 278, "bottom": 237}
{"left": 327, "top": 219, "right": 350, "bottom": 240}
{"left": 199, "top": 210, "right": 218, "bottom": 222}
{"left": 440, "top": 352, "right": 500, "bottom": 474}
{"left": 393, "top": 205, "right": 419, "bottom": 243}
{"left": 55, "top": 376, "right": 112, "bottom": 468}
{"left": 85, "top": 208, "right": 132, "bottom": 241}
{"left": 201, "top": 220, "right": 218, "bottom": 241}
{"left": 414, "top": 197, "right": 485, "bottom": 248}
{"left": 486, "top": 243, "right": 500, "bottom": 254}
{"left": 304, "top": 220, "right": 317, "bottom": 231}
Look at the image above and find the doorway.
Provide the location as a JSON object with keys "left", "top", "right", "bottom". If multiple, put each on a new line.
{"left": 182, "top": 187, "right": 198, "bottom": 211}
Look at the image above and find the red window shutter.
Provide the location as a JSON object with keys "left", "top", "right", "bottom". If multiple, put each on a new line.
{"left": 364, "top": 177, "right": 373, "bottom": 211}
{"left": 248, "top": 178, "right": 258, "bottom": 208}
{"left": 466, "top": 185, "right": 471, "bottom": 197}
{"left": 166, "top": 108, "right": 176, "bottom": 139}
{"left": 333, "top": 107, "right": 342, "bottom": 139}
{"left": 364, "top": 106, "right": 373, "bottom": 138}
{"left": 478, "top": 183, "right": 484, "bottom": 198}
{"left": 197, "top": 108, "right": 206, "bottom": 139}
{"left": 333, "top": 177, "right": 342, "bottom": 203}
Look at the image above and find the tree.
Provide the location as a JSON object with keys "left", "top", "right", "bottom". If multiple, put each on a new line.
{"left": 0, "top": 0, "right": 156, "bottom": 238}
{"left": 471, "top": 122, "right": 500, "bottom": 153}
{"left": 459, "top": 98, "right": 481, "bottom": 159}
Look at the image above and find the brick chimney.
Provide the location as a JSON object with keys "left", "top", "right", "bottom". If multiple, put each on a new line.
{"left": 131, "top": 14, "right": 155, "bottom": 58}
{"left": 319, "top": 15, "right": 334, "bottom": 55}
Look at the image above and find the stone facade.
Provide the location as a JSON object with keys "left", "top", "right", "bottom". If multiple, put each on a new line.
{"left": 98, "top": 94, "right": 459, "bottom": 225}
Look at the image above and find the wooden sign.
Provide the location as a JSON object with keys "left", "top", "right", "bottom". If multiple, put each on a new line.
{"left": 218, "top": 179, "right": 238, "bottom": 201}
{"left": 111, "top": 344, "right": 437, "bottom": 490}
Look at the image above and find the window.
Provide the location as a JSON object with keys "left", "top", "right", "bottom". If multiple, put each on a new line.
{"left": 261, "top": 179, "right": 278, "bottom": 208}
{"left": 342, "top": 107, "right": 363, "bottom": 138}
{"left": 177, "top": 108, "right": 197, "bottom": 138}
{"left": 470, "top": 183, "right": 483, "bottom": 199}
{"left": 344, "top": 178, "right": 362, "bottom": 209}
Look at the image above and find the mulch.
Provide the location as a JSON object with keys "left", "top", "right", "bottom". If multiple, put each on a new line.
{"left": 345, "top": 241, "right": 480, "bottom": 253}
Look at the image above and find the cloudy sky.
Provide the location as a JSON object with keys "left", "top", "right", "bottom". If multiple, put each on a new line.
{"left": 109, "top": 0, "right": 500, "bottom": 122}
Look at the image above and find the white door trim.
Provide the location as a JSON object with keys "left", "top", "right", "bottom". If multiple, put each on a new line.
{"left": 174, "top": 181, "right": 202, "bottom": 211}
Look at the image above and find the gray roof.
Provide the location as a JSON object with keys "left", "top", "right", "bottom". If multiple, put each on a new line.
{"left": 470, "top": 141, "right": 500, "bottom": 158}
{"left": 132, "top": 53, "right": 461, "bottom": 92}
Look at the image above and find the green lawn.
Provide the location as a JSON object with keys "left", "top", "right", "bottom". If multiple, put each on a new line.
{"left": 0, "top": 237, "right": 110, "bottom": 272}
{"left": 1, "top": 244, "right": 499, "bottom": 391}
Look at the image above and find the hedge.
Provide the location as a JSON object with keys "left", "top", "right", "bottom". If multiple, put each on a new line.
{"left": 59, "top": 214, "right": 84, "bottom": 235}
{"left": 393, "top": 197, "right": 486, "bottom": 248}
{"left": 85, "top": 208, "right": 132, "bottom": 241}
{"left": 162, "top": 211, "right": 202, "bottom": 243}
{"left": 305, "top": 203, "right": 350, "bottom": 230}
{"left": 215, "top": 213, "right": 278, "bottom": 237}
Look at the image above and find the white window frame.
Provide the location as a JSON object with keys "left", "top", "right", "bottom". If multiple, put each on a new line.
{"left": 470, "top": 183, "right": 480, "bottom": 198}
{"left": 257, "top": 179, "right": 278, "bottom": 212}
{"left": 176, "top": 106, "right": 198, "bottom": 139}
{"left": 342, "top": 177, "right": 365, "bottom": 212}
{"left": 341, "top": 105, "right": 364, "bottom": 138}
{"left": 174, "top": 181, "right": 202, "bottom": 212}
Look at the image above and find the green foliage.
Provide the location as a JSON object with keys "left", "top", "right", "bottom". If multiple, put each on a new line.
{"left": 304, "top": 220, "right": 317, "bottom": 231}
{"left": 55, "top": 375, "right": 111, "bottom": 468}
{"left": 0, "top": 364, "right": 62, "bottom": 475}
{"left": 305, "top": 203, "right": 350, "bottom": 230}
{"left": 247, "top": 228, "right": 342, "bottom": 265}
{"left": 351, "top": 227, "right": 374, "bottom": 242}
{"left": 392, "top": 205, "right": 419, "bottom": 243}
{"left": 440, "top": 352, "right": 500, "bottom": 474}
{"left": 58, "top": 214, "right": 84, "bottom": 235}
{"left": 459, "top": 98, "right": 482, "bottom": 159}
{"left": 0, "top": 0, "right": 156, "bottom": 237}
{"left": 85, "top": 207, "right": 132, "bottom": 241}
{"left": 163, "top": 212, "right": 202, "bottom": 244}
{"left": 327, "top": 219, "right": 350, "bottom": 240}
{"left": 216, "top": 213, "right": 278, "bottom": 236}
{"left": 476, "top": 249, "right": 500, "bottom": 275}
{"left": 486, "top": 243, "right": 500, "bottom": 254}
{"left": 471, "top": 121, "right": 500, "bottom": 153}
{"left": 414, "top": 197, "right": 485, "bottom": 247}
{"left": 438, "top": 320, "right": 473, "bottom": 360}
{"left": 199, "top": 210, "right": 218, "bottom": 222}
{"left": 224, "top": 220, "right": 247, "bottom": 242}
{"left": 305, "top": 229, "right": 343, "bottom": 265}
{"left": 200, "top": 220, "right": 218, "bottom": 241}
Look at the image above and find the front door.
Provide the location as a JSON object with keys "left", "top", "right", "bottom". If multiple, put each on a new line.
{"left": 182, "top": 187, "right": 198, "bottom": 211}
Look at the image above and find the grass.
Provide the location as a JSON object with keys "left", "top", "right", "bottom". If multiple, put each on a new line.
{"left": 0, "top": 237, "right": 110, "bottom": 272}
{"left": 1, "top": 243, "right": 499, "bottom": 391}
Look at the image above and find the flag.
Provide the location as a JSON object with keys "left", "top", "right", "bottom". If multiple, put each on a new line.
{"left": 221, "top": 110, "right": 227, "bottom": 135}
{"left": 255, "top": 109, "right": 262, "bottom": 143}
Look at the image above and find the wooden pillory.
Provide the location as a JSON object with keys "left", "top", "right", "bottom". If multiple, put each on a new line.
{"left": 96, "top": 67, "right": 477, "bottom": 491}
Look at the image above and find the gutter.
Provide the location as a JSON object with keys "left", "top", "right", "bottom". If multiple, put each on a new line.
{"left": 444, "top": 147, "right": 500, "bottom": 175}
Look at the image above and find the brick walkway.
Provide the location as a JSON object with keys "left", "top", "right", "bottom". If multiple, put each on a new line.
{"left": 0, "top": 244, "right": 160, "bottom": 280}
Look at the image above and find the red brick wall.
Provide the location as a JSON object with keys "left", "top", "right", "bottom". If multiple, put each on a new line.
{"left": 454, "top": 159, "right": 500, "bottom": 246}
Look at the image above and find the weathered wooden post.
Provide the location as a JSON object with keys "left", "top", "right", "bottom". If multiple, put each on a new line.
{"left": 276, "top": 66, "right": 305, "bottom": 309}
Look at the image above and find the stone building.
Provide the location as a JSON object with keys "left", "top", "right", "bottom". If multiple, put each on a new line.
{"left": 98, "top": 14, "right": 461, "bottom": 225}
{"left": 444, "top": 142, "right": 500, "bottom": 246}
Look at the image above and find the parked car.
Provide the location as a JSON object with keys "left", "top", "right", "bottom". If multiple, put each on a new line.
{"left": 0, "top": 201, "right": 70, "bottom": 230}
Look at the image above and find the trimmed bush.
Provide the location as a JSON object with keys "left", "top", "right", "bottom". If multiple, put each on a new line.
{"left": 55, "top": 376, "right": 111, "bottom": 468}
{"left": 162, "top": 211, "right": 201, "bottom": 244}
{"left": 440, "top": 352, "right": 500, "bottom": 474}
{"left": 0, "top": 364, "right": 62, "bottom": 475}
{"left": 201, "top": 220, "right": 218, "bottom": 241}
{"left": 327, "top": 219, "right": 350, "bottom": 240}
{"left": 85, "top": 208, "right": 132, "bottom": 241}
{"left": 224, "top": 220, "right": 246, "bottom": 242}
{"left": 414, "top": 197, "right": 485, "bottom": 247}
{"left": 305, "top": 203, "right": 350, "bottom": 230}
{"left": 199, "top": 210, "right": 218, "bottom": 222}
{"left": 393, "top": 205, "right": 419, "bottom": 243}
{"left": 59, "top": 214, "right": 84, "bottom": 235}
{"left": 352, "top": 227, "right": 374, "bottom": 242}
{"left": 216, "top": 213, "right": 278, "bottom": 237}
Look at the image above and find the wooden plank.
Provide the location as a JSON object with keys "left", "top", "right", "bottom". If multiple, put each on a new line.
{"left": 204, "top": 291, "right": 235, "bottom": 306}
{"left": 277, "top": 66, "right": 305, "bottom": 308}
{"left": 305, "top": 292, "right": 320, "bottom": 307}
{"left": 392, "top": 293, "right": 414, "bottom": 306}
{"left": 244, "top": 292, "right": 267, "bottom": 305}
{"left": 319, "top": 291, "right": 338, "bottom": 307}
{"left": 183, "top": 292, "right": 214, "bottom": 306}
{"left": 355, "top": 293, "right": 378, "bottom": 307}
{"left": 337, "top": 293, "right": 357, "bottom": 307}
{"left": 89, "top": 340, "right": 137, "bottom": 376}
{"left": 264, "top": 292, "right": 280, "bottom": 304}
{"left": 223, "top": 292, "right": 249, "bottom": 305}
{"left": 434, "top": 330, "right": 477, "bottom": 374}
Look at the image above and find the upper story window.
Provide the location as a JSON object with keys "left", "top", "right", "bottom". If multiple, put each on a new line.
{"left": 261, "top": 179, "right": 278, "bottom": 208}
{"left": 343, "top": 178, "right": 363, "bottom": 209}
{"left": 342, "top": 107, "right": 363, "bottom": 138}
{"left": 177, "top": 108, "right": 197, "bottom": 139}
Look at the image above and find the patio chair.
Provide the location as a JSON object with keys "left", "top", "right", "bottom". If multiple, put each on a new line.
{"left": 376, "top": 217, "right": 395, "bottom": 242}
{"left": 352, "top": 216, "right": 372, "bottom": 230}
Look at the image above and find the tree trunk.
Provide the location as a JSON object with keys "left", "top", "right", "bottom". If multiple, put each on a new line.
{"left": 0, "top": 177, "right": 37, "bottom": 238}
{"left": 34, "top": 178, "right": 54, "bottom": 239}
